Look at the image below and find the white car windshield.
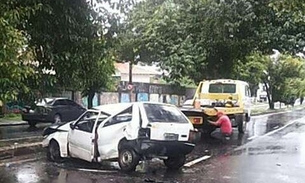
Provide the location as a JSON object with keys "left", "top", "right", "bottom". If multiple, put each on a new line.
{"left": 144, "top": 103, "right": 189, "bottom": 123}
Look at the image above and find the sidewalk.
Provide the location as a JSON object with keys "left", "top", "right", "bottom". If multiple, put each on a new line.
{"left": 251, "top": 101, "right": 305, "bottom": 115}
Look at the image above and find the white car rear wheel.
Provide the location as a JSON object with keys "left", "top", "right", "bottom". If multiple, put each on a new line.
{"left": 163, "top": 155, "right": 186, "bottom": 170}
{"left": 118, "top": 147, "right": 140, "bottom": 172}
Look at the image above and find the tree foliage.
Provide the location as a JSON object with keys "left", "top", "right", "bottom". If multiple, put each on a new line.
{"left": 121, "top": 0, "right": 268, "bottom": 83}
{"left": 118, "top": 0, "right": 305, "bottom": 108}
{"left": 1, "top": 0, "right": 116, "bottom": 108}
{"left": 0, "top": 0, "right": 41, "bottom": 102}
{"left": 238, "top": 52, "right": 304, "bottom": 109}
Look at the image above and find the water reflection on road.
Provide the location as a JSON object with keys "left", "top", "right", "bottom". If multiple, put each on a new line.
{"left": 246, "top": 109, "right": 305, "bottom": 139}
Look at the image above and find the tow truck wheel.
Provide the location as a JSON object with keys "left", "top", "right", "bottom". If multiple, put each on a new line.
{"left": 236, "top": 114, "right": 245, "bottom": 134}
{"left": 163, "top": 155, "right": 186, "bottom": 170}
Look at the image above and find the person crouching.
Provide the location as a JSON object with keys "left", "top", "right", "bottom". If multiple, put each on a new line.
{"left": 208, "top": 111, "right": 232, "bottom": 141}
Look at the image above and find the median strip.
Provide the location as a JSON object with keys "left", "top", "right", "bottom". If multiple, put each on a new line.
{"left": 0, "top": 142, "right": 42, "bottom": 152}
{"left": 0, "top": 136, "right": 42, "bottom": 143}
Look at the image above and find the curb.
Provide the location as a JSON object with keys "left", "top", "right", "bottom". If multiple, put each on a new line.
{"left": 0, "top": 142, "right": 43, "bottom": 161}
{"left": 0, "top": 121, "right": 27, "bottom": 127}
{"left": 251, "top": 105, "right": 305, "bottom": 116}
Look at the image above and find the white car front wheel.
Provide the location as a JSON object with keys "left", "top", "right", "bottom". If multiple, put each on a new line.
{"left": 47, "top": 140, "right": 62, "bottom": 162}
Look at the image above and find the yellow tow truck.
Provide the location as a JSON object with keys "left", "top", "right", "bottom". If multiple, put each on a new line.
{"left": 181, "top": 79, "right": 252, "bottom": 134}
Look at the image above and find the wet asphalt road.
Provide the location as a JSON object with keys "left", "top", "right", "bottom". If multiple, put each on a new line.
{"left": 0, "top": 109, "right": 305, "bottom": 183}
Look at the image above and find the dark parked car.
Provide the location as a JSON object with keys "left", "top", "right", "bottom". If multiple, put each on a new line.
{"left": 22, "top": 98, "right": 86, "bottom": 127}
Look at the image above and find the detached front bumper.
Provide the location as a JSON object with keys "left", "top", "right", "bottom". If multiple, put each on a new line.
{"left": 139, "top": 140, "right": 195, "bottom": 157}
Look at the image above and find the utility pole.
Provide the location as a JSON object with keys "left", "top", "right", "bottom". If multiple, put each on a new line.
{"left": 129, "top": 61, "right": 132, "bottom": 84}
{"left": 128, "top": 61, "right": 133, "bottom": 102}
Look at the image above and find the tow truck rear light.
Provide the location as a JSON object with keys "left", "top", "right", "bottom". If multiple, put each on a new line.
{"left": 192, "top": 117, "right": 203, "bottom": 124}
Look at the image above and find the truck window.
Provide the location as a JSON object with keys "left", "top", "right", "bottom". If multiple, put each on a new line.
{"left": 245, "top": 85, "right": 251, "bottom": 97}
{"left": 208, "top": 83, "right": 236, "bottom": 93}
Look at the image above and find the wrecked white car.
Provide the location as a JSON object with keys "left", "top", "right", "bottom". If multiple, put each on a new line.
{"left": 42, "top": 102, "right": 197, "bottom": 172}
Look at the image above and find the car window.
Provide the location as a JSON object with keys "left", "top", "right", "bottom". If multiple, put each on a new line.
{"left": 66, "top": 100, "right": 80, "bottom": 107}
{"left": 53, "top": 99, "right": 67, "bottom": 106}
{"left": 74, "top": 111, "right": 99, "bottom": 133}
{"left": 144, "top": 103, "right": 189, "bottom": 123}
{"left": 103, "top": 107, "right": 132, "bottom": 127}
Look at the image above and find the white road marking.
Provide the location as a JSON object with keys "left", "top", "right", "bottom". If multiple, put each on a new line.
{"left": 183, "top": 155, "right": 211, "bottom": 168}
{"left": 76, "top": 168, "right": 118, "bottom": 173}
{"left": 247, "top": 135, "right": 258, "bottom": 140}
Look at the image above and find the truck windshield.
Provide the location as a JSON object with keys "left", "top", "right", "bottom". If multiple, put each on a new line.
{"left": 208, "top": 83, "right": 236, "bottom": 93}
{"left": 144, "top": 103, "right": 189, "bottom": 123}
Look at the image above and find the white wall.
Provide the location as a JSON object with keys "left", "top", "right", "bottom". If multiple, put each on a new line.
{"left": 120, "top": 73, "right": 154, "bottom": 83}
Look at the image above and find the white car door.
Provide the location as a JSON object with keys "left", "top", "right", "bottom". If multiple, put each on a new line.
{"left": 96, "top": 104, "right": 136, "bottom": 160}
{"left": 68, "top": 111, "right": 99, "bottom": 162}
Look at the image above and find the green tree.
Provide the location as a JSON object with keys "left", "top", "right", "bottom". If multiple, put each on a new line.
{"left": 237, "top": 52, "right": 304, "bottom": 109}
{"left": 0, "top": 0, "right": 41, "bottom": 102}
{"left": 20, "top": 0, "right": 115, "bottom": 108}
{"left": 122, "top": 0, "right": 261, "bottom": 83}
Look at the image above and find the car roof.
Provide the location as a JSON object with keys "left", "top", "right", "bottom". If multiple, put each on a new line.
{"left": 92, "top": 102, "right": 173, "bottom": 115}
{"left": 47, "top": 97, "right": 69, "bottom": 100}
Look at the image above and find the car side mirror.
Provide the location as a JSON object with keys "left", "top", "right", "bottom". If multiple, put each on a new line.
{"left": 70, "top": 123, "right": 75, "bottom": 130}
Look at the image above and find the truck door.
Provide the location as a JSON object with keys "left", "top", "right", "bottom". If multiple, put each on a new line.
{"left": 243, "top": 84, "right": 252, "bottom": 116}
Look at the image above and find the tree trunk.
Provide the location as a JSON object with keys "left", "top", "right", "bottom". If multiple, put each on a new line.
{"left": 264, "top": 81, "right": 274, "bottom": 109}
{"left": 87, "top": 90, "right": 95, "bottom": 109}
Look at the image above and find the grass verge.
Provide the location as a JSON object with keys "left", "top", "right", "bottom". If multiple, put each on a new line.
{"left": 0, "top": 113, "right": 22, "bottom": 121}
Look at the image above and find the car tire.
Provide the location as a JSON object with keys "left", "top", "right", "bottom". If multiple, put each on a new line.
{"left": 47, "top": 140, "right": 62, "bottom": 162}
{"left": 118, "top": 147, "right": 140, "bottom": 172}
{"left": 54, "top": 114, "right": 61, "bottom": 123}
{"left": 163, "top": 155, "right": 186, "bottom": 170}
{"left": 28, "top": 121, "right": 37, "bottom": 127}
{"left": 236, "top": 114, "right": 245, "bottom": 134}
